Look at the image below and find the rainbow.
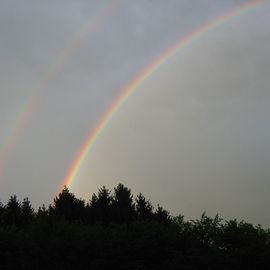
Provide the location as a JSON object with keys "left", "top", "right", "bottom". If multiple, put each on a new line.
{"left": 62, "top": 0, "right": 265, "bottom": 190}
{"left": 0, "top": 97, "right": 36, "bottom": 176}
{"left": 0, "top": 0, "right": 123, "bottom": 179}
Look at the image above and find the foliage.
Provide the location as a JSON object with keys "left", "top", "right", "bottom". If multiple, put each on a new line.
{"left": 135, "top": 193, "right": 153, "bottom": 221}
{"left": 0, "top": 183, "right": 269, "bottom": 269}
{"left": 111, "top": 183, "right": 136, "bottom": 224}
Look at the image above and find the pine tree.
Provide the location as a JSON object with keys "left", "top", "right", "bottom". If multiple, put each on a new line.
{"left": 95, "top": 186, "right": 112, "bottom": 225}
{"left": 37, "top": 204, "right": 48, "bottom": 219}
{"left": 135, "top": 193, "right": 153, "bottom": 221}
{"left": 112, "top": 183, "right": 136, "bottom": 224}
{"left": 2, "top": 195, "right": 21, "bottom": 226}
{"left": 21, "top": 197, "right": 34, "bottom": 227}
{"left": 154, "top": 205, "right": 171, "bottom": 224}
{"left": 85, "top": 193, "right": 99, "bottom": 224}
{"left": 53, "top": 186, "right": 85, "bottom": 221}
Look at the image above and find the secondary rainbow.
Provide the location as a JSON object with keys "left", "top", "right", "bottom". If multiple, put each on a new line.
{"left": 0, "top": 0, "right": 123, "bottom": 179}
{"left": 63, "top": 0, "right": 264, "bottom": 190}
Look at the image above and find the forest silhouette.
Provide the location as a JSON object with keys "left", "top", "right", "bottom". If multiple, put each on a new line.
{"left": 0, "top": 183, "right": 269, "bottom": 269}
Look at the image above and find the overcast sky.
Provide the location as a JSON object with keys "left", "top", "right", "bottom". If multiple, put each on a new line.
{"left": 0, "top": 0, "right": 270, "bottom": 226}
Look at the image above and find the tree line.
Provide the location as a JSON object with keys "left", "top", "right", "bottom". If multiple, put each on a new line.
{"left": 0, "top": 183, "right": 269, "bottom": 269}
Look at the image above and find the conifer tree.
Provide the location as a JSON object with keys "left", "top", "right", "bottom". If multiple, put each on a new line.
{"left": 53, "top": 186, "right": 85, "bottom": 221}
{"left": 21, "top": 197, "right": 34, "bottom": 226}
{"left": 112, "top": 183, "right": 136, "bottom": 224}
{"left": 85, "top": 193, "right": 99, "bottom": 224}
{"left": 37, "top": 204, "right": 48, "bottom": 220}
{"left": 2, "top": 195, "right": 21, "bottom": 226}
{"left": 95, "top": 186, "right": 112, "bottom": 225}
{"left": 135, "top": 193, "right": 153, "bottom": 221}
{"left": 154, "top": 205, "right": 171, "bottom": 224}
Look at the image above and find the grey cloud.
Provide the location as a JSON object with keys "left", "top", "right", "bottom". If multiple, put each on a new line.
{"left": 0, "top": 0, "right": 269, "bottom": 227}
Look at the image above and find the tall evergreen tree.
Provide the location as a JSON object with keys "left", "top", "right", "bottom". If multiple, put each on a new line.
{"left": 95, "top": 186, "right": 112, "bottom": 225}
{"left": 2, "top": 195, "right": 21, "bottom": 226}
{"left": 135, "top": 193, "right": 153, "bottom": 221}
{"left": 53, "top": 186, "right": 85, "bottom": 221}
{"left": 21, "top": 197, "right": 34, "bottom": 227}
{"left": 154, "top": 205, "right": 171, "bottom": 224}
{"left": 37, "top": 204, "right": 48, "bottom": 220}
{"left": 112, "top": 183, "right": 136, "bottom": 224}
{"left": 85, "top": 193, "right": 99, "bottom": 224}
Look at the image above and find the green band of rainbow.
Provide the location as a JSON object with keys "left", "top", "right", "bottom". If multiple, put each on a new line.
{"left": 62, "top": 0, "right": 264, "bottom": 190}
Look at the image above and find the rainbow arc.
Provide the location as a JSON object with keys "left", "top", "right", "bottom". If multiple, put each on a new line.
{"left": 62, "top": 0, "right": 265, "bottom": 191}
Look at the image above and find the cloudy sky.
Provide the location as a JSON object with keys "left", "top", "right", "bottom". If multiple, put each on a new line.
{"left": 0, "top": 0, "right": 270, "bottom": 226}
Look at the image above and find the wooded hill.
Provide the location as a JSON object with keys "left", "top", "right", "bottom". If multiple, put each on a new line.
{"left": 0, "top": 183, "right": 269, "bottom": 269}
